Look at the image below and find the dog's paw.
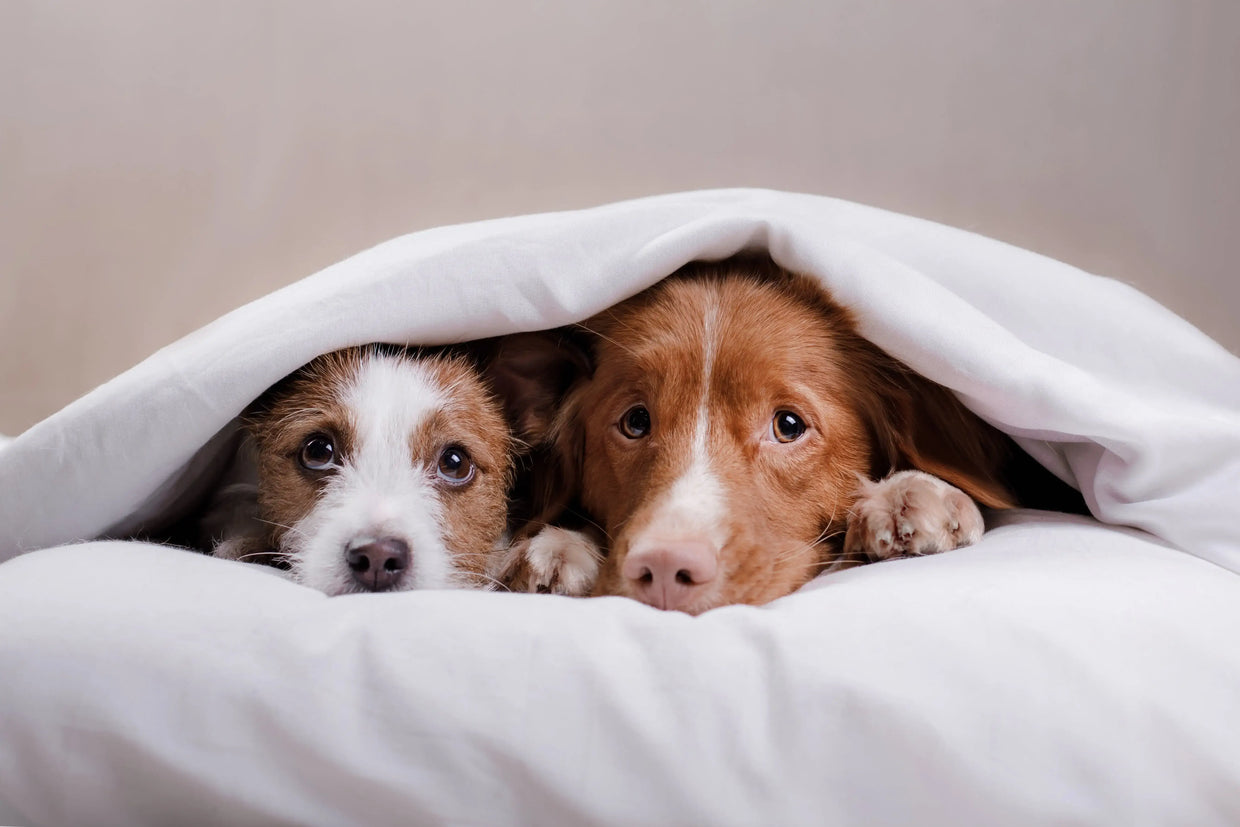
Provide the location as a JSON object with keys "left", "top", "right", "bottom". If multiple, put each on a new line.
{"left": 494, "top": 527, "right": 603, "bottom": 596}
{"left": 844, "top": 470, "right": 984, "bottom": 561}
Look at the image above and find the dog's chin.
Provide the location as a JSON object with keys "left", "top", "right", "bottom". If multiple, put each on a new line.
{"left": 609, "top": 582, "right": 723, "bottom": 616}
{"left": 286, "top": 555, "right": 420, "bottom": 597}
{"left": 285, "top": 559, "right": 360, "bottom": 597}
{"left": 280, "top": 518, "right": 461, "bottom": 596}
{"left": 675, "top": 599, "right": 721, "bottom": 617}
{"left": 615, "top": 571, "right": 806, "bottom": 615}
{"left": 286, "top": 549, "right": 475, "bottom": 597}
{"left": 325, "top": 569, "right": 412, "bottom": 597}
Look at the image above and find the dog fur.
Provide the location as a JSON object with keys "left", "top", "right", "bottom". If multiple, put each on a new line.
{"left": 495, "top": 257, "right": 1081, "bottom": 613}
{"left": 203, "top": 345, "right": 514, "bottom": 596}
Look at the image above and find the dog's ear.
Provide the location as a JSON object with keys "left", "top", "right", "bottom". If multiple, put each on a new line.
{"left": 475, "top": 330, "right": 592, "bottom": 542}
{"left": 859, "top": 354, "right": 1017, "bottom": 510}
{"left": 481, "top": 330, "right": 592, "bottom": 447}
{"left": 238, "top": 375, "right": 291, "bottom": 442}
{"left": 512, "top": 422, "right": 586, "bottom": 542}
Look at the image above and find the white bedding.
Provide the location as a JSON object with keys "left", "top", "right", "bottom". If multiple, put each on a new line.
{"left": 1, "top": 189, "right": 1239, "bottom": 825}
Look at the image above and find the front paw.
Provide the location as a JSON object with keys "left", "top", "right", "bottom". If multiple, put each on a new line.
{"left": 844, "top": 470, "right": 985, "bottom": 561}
{"left": 493, "top": 527, "right": 602, "bottom": 596}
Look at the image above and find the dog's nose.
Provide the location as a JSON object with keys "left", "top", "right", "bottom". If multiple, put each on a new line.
{"left": 345, "top": 538, "right": 410, "bottom": 592}
{"left": 622, "top": 541, "right": 718, "bottom": 611}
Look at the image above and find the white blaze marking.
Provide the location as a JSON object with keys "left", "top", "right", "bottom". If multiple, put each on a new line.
{"left": 639, "top": 299, "right": 726, "bottom": 544}
{"left": 694, "top": 300, "right": 717, "bottom": 462}
{"left": 345, "top": 353, "right": 444, "bottom": 492}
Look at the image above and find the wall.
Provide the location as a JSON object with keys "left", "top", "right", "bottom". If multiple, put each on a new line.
{"left": 2, "top": 1, "right": 1236, "bottom": 434}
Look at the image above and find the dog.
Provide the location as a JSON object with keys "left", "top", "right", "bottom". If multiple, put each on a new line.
{"left": 493, "top": 256, "right": 1083, "bottom": 613}
{"left": 201, "top": 344, "right": 515, "bottom": 596}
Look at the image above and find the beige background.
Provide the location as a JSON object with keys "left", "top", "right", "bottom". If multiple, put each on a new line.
{"left": 2, "top": 1, "right": 1237, "bottom": 436}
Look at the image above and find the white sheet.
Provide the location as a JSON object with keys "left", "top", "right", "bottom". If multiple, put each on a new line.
{"left": 2, "top": 514, "right": 1239, "bottom": 826}
{"left": 1, "top": 189, "right": 1239, "bottom": 825}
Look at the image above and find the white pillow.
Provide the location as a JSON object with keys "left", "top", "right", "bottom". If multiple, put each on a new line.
{"left": 1, "top": 511, "right": 1238, "bottom": 826}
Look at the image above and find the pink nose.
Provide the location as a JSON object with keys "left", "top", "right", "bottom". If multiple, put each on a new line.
{"left": 622, "top": 541, "right": 718, "bottom": 611}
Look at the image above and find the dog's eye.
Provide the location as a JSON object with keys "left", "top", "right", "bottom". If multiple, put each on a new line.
{"left": 619, "top": 405, "right": 651, "bottom": 439}
{"left": 771, "top": 411, "right": 807, "bottom": 443}
{"left": 437, "top": 445, "right": 475, "bottom": 484}
{"left": 299, "top": 435, "right": 337, "bottom": 470}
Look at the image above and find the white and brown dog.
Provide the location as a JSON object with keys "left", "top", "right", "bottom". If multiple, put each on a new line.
{"left": 203, "top": 345, "right": 515, "bottom": 596}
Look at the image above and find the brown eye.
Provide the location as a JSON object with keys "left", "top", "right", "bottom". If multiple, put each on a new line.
{"left": 299, "top": 434, "right": 337, "bottom": 470}
{"left": 437, "top": 445, "right": 475, "bottom": 484}
{"left": 771, "top": 411, "right": 807, "bottom": 443}
{"left": 619, "top": 405, "right": 651, "bottom": 439}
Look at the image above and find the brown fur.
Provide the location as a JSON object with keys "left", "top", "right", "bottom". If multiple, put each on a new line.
{"left": 515, "top": 257, "right": 1025, "bottom": 612}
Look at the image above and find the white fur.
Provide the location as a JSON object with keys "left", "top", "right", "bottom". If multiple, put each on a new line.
{"left": 630, "top": 300, "right": 726, "bottom": 553}
{"left": 281, "top": 353, "right": 462, "bottom": 595}
{"left": 517, "top": 526, "right": 602, "bottom": 595}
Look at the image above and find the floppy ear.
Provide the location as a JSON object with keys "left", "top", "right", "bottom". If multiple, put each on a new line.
{"left": 888, "top": 368, "right": 1089, "bottom": 515}
{"left": 481, "top": 331, "right": 592, "bottom": 447}
{"left": 477, "top": 330, "right": 593, "bottom": 540}
{"left": 860, "top": 355, "right": 1017, "bottom": 510}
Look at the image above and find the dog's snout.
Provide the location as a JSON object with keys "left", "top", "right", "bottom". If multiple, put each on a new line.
{"left": 346, "top": 537, "right": 410, "bottom": 592}
{"left": 622, "top": 541, "right": 717, "bottom": 611}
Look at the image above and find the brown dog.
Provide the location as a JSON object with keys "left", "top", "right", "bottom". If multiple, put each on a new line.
{"left": 492, "top": 257, "right": 1081, "bottom": 613}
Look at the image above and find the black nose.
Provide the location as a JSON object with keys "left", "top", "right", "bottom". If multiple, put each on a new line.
{"left": 345, "top": 538, "right": 410, "bottom": 592}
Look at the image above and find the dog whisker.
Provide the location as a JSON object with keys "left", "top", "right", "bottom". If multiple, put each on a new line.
{"left": 256, "top": 518, "right": 308, "bottom": 539}
{"left": 572, "top": 321, "right": 641, "bottom": 359}
{"left": 464, "top": 571, "right": 512, "bottom": 592}
{"left": 236, "top": 550, "right": 291, "bottom": 563}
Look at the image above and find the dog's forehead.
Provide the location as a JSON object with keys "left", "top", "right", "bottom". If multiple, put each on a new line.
{"left": 595, "top": 275, "right": 847, "bottom": 383}
{"left": 264, "top": 349, "right": 479, "bottom": 435}
{"left": 344, "top": 352, "right": 447, "bottom": 420}
{"left": 349, "top": 352, "right": 512, "bottom": 465}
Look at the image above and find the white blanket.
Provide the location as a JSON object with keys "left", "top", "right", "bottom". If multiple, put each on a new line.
{"left": 1, "top": 189, "right": 1239, "bottom": 825}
